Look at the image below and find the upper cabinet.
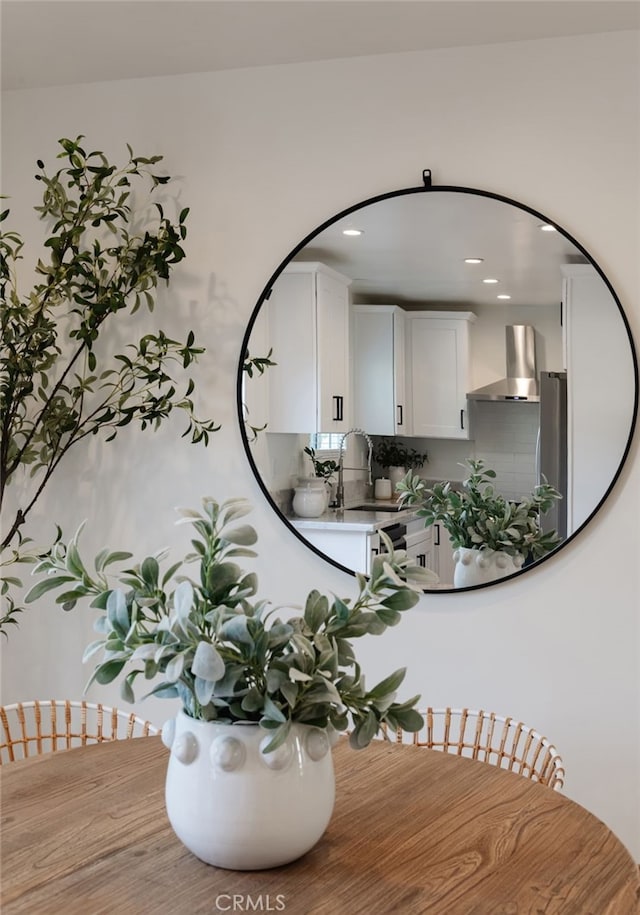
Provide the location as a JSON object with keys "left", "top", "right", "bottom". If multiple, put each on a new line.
{"left": 405, "top": 311, "right": 476, "bottom": 439}
{"left": 352, "top": 305, "right": 407, "bottom": 435}
{"left": 266, "top": 262, "right": 351, "bottom": 434}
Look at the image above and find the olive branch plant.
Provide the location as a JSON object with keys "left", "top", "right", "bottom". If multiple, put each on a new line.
{"left": 0, "top": 136, "right": 268, "bottom": 635}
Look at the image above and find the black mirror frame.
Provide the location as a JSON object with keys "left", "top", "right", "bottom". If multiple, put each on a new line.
{"left": 236, "top": 178, "right": 639, "bottom": 592}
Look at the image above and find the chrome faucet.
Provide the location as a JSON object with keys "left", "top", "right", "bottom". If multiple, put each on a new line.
{"left": 335, "top": 428, "right": 373, "bottom": 509}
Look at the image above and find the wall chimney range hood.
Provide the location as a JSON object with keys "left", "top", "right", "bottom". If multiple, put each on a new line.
{"left": 467, "top": 325, "right": 539, "bottom": 402}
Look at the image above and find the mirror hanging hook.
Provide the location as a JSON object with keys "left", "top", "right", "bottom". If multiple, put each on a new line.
{"left": 422, "top": 169, "right": 432, "bottom": 187}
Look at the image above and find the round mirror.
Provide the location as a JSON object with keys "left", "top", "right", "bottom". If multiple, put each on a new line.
{"left": 237, "top": 180, "right": 638, "bottom": 591}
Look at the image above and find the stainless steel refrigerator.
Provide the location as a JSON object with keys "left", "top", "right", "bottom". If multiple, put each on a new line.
{"left": 536, "top": 371, "right": 568, "bottom": 539}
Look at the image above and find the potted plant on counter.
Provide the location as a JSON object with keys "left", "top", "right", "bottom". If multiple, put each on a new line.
{"left": 373, "top": 438, "right": 429, "bottom": 493}
{"left": 302, "top": 445, "right": 340, "bottom": 510}
{"left": 26, "top": 497, "right": 430, "bottom": 870}
{"left": 397, "top": 459, "right": 562, "bottom": 589}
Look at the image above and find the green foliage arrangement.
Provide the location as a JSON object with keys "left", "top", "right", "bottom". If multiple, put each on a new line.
{"left": 1, "top": 136, "right": 218, "bottom": 633}
{"left": 397, "top": 459, "right": 562, "bottom": 560}
{"left": 25, "top": 498, "right": 431, "bottom": 751}
{"left": 373, "top": 438, "right": 428, "bottom": 471}
{"left": 303, "top": 446, "right": 339, "bottom": 482}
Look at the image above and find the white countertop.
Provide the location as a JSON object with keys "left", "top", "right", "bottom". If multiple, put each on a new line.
{"left": 289, "top": 500, "right": 419, "bottom": 532}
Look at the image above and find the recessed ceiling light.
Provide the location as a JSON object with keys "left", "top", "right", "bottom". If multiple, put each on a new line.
{"left": 540, "top": 224, "right": 556, "bottom": 232}
{"left": 483, "top": 278, "right": 499, "bottom": 284}
{"left": 464, "top": 257, "right": 484, "bottom": 264}
{"left": 497, "top": 294, "right": 511, "bottom": 300}
{"left": 342, "top": 228, "right": 363, "bottom": 236}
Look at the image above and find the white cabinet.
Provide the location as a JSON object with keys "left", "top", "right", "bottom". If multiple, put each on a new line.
{"left": 561, "top": 264, "right": 636, "bottom": 535}
{"left": 352, "top": 305, "right": 407, "bottom": 435}
{"left": 266, "top": 262, "right": 351, "bottom": 434}
{"left": 405, "top": 311, "right": 475, "bottom": 439}
{"left": 300, "top": 528, "right": 380, "bottom": 575}
{"left": 405, "top": 518, "right": 435, "bottom": 576}
{"left": 432, "top": 523, "right": 456, "bottom": 587}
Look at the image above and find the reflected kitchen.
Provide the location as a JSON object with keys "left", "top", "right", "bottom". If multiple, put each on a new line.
{"left": 242, "top": 190, "right": 635, "bottom": 590}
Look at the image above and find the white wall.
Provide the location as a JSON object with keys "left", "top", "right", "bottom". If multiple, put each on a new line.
{"left": 2, "top": 31, "right": 639, "bottom": 858}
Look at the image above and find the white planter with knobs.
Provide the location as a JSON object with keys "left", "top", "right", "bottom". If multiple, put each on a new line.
{"left": 452, "top": 547, "right": 524, "bottom": 588}
{"left": 163, "top": 712, "right": 336, "bottom": 870}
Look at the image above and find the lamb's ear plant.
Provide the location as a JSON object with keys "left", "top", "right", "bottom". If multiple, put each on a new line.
{"left": 0, "top": 136, "right": 220, "bottom": 634}
{"left": 26, "top": 497, "right": 432, "bottom": 751}
{"left": 397, "top": 459, "right": 562, "bottom": 560}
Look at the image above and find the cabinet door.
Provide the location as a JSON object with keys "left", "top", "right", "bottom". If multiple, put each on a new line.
{"left": 407, "top": 315, "right": 472, "bottom": 439}
{"left": 266, "top": 265, "right": 350, "bottom": 434}
{"left": 406, "top": 539, "right": 435, "bottom": 575}
{"left": 433, "top": 523, "right": 456, "bottom": 587}
{"left": 316, "top": 270, "right": 350, "bottom": 432}
{"left": 405, "top": 519, "right": 436, "bottom": 576}
{"left": 300, "top": 528, "right": 378, "bottom": 575}
{"left": 266, "top": 272, "right": 317, "bottom": 433}
{"left": 393, "top": 308, "right": 407, "bottom": 435}
{"left": 352, "top": 305, "right": 406, "bottom": 436}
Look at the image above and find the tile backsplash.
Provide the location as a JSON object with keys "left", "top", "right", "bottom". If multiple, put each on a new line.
{"left": 472, "top": 401, "right": 540, "bottom": 501}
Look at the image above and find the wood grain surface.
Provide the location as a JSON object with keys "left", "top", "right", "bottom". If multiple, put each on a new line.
{"left": 2, "top": 735, "right": 638, "bottom": 914}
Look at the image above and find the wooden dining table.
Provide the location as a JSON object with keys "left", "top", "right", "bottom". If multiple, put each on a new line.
{"left": 1, "top": 735, "right": 638, "bottom": 914}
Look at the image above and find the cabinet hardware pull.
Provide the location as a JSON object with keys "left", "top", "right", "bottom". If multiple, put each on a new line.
{"left": 397, "top": 404, "right": 403, "bottom": 427}
{"left": 434, "top": 524, "right": 441, "bottom": 546}
{"left": 333, "top": 395, "right": 344, "bottom": 422}
{"left": 460, "top": 409, "right": 465, "bottom": 430}
{"left": 371, "top": 547, "right": 379, "bottom": 556}
{"left": 418, "top": 554, "right": 426, "bottom": 567}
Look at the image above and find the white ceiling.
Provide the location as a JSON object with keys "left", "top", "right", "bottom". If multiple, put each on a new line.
{"left": 289, "top": 189, "right": 583, "bottom": 308}
{"left": 2, "top": 1, "right": 633, "bottom": 309}
{"left": 2, "top": 0, "right": 639, "bottom": 91}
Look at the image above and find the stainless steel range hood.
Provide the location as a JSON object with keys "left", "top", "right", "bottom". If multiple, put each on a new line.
{"left": 467, "top": 324, "right": 539, "bottom": 402}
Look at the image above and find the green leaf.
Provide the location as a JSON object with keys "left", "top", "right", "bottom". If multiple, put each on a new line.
{"left": 304, "top": 590, "right": 329, "bottom": 631}
{"left": 94, "top": 659, "right": 126, "bottom": 685}
{"left": 259, "top": 720, "right": 291, "bottom": 753}
{"left": 219, "top": 615, "right": 254, "bottom": 646}
{"left": 141, "top": 556, "right": 159, "bottom": 587}
{"left": 194, "top": 675, "right": 215, "bottom": 706}
{"left": 221, "top": 524, "right": 258, "bottom": 547}
{"left": 165, "top": 651, "right": 186, "bottom": 682}
{"left": 349, "top": 710, "right": 379, "bottom": 749}
{"left": 24, "top": 575, "right": 77, "bottom": 603}
{"left": 120, "top": 677, "right": 136, "bottom": 704}
{"left": 387, "top": 707, "right": 424, "bottom": 732}
{"left": 106, "top": 590, "right": 129, "bottom": 634}
{"left": 173, "top": 580, "right": 194, "bottom": 619}
{"left": 368, "top": 667, "right": 407, "bottom": 700}
{"left": 262, "top": 696, "right": 286, "bottom": 724}
{"left": 82, "top": 639, "right": 105, "bottom": 663}
{"left": 191, "top": 640, "right": 225, "bottom": 682}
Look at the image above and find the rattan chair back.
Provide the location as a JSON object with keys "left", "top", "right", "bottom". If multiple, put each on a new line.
{"left": 384, "top": 707, "right": 565, "bottom": 791}
{"left": 0, "top": 699, "right": 159, "bottom": 765}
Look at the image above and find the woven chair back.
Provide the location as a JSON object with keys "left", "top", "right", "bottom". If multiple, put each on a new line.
{"left": 384, "top": 707, "right": 565, "bottom": 791}
{"left": 0, "top": 699, "right": 158, "bottom": 765}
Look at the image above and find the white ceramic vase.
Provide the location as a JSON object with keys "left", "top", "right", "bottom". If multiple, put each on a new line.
{"left": 452, "top": 546, "right": 525, "bottom": 588}
{"left": 292, "top": 478, "right": 327, "bottom": 518}
{"left": 162, "top": 712, "right": 335, "bottom": 870}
